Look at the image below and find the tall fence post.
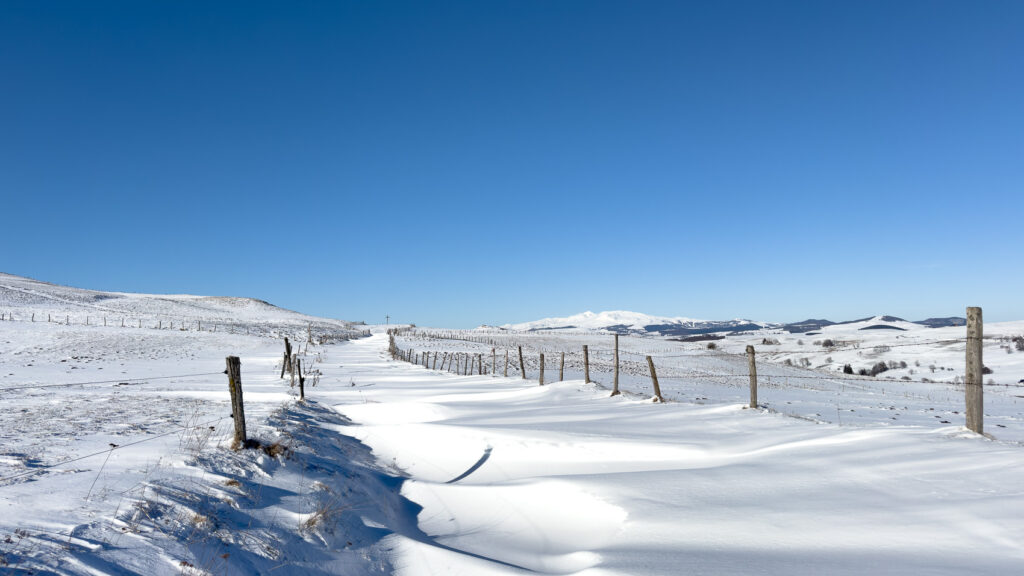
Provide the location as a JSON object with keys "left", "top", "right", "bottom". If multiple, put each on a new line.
{"left": 504, "top": 350, "right": 509, "bottom": 377}
{"left": 518, "top": 346, "right": 526, "bottom": 379}
{"left": 539, "top": 353, "right": 545, "bottom": 385}
{"left": 611, "top": 334, "right": 621, "bottom": 396}
{"left": 646, "top": 355, "right": 664, "bottom": 402}
{"left": 225, "top": 356, "right": 247, "bottom": 448}
{"left": 297, "top": 358, "right": 305, "bottom": 401}
{"left": 966, "top": 306, "right": 983, "bottom": 434}
{"left": 583, "top": 345, "right": 591, "bottom": 384}
{"left": 492, "top": 348, "right": 496, "bottom": 377}
{"left": 477, "top": 354, "right": 483, "bottom": 375}
{"left": 559, "top": 352, "right": 565, "bottom": 382}
{"left": 747, "top": 345, "right": 758, "bottom": 408}
{"left": 281, "top": 337, "right": 292, "bottom": 379}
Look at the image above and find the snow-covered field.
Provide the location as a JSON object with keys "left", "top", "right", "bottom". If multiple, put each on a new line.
{"left": 2, "top": 275, "right": 1024, "bottom": 574}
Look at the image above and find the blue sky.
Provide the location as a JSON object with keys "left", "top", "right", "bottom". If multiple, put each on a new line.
{"left": 2, "top": 1, "right": 1022, "bottom": 327}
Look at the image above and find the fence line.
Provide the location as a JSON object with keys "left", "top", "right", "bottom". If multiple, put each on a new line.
{"left": 390, "top": 310, "right": 1011, "bottom": 436}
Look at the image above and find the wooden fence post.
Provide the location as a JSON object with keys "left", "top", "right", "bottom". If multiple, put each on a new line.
{"left": 504, "top": 350, "right": 509, "bottom": 377}
{"left": 281, "top": 337, "right": 292, "bottom": 379}
{"left": 518, "top": 346, "right": 526, "bottom": 379}
{"left": 559, "top": 352, "right": 565, "bottom": 382}
{"left": 225, "top": 356, "right": 247, "bottom": 448}
{"left": 433, "top": 352, "right": 438, "bottom": 370}
{"left": 464, "top": 353, "right": 470, "bottom": 375}
{"left": 583, "top": 345, "right": 590, "bottom": 384}
{"left": 611, "top": 334, "right": 621, "bottom": 396}
{"left": 747, "top": 345, "right": 758, "bottom": 408}
{"left": 966, "top": 306, "right": 983, "bottom": 434}
{"left": 477, "top": 354, "right": 483, "bottom": 375}
{"left": 290, "top": 353, "right": 297, "bottom": 387}
{"left": 539, "top": 353, "right": 545, "bottom": 385}
{"left": 297, "top": 358, "right": 305, "bottom": 401}
{"left": 492, "top": 348, "right": 496, "bottom": 377}
{"left": 646, "top": 356, "right": 664, "bottom": 402}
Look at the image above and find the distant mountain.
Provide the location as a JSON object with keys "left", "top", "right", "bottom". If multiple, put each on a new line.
{"left": 914, "top": 317, "right": 967, "bottom": 328}
{"left": 503, "top": 311, "right": 969, "bottom": 337}
{"left": 502, "top": 311, "right": 774, "bottom": 336}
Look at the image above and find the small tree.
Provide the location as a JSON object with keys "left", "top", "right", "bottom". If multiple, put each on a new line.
{"left": 843, "top": 364, "right": 854, "bottom": 374}
{"left": 822, "top": 339, "right": 834, "bottom": 348}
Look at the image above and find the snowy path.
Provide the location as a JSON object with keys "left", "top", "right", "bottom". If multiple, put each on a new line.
{"left": 322, "top": 334, "right": 1024, "bottom": 575}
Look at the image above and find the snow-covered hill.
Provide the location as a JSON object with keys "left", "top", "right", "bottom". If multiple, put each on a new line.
{"left": 0, "top": 272, "right": 364, "bottom": 340}
{"left": 503, "top": 310, "right": 968, "bottom": 337}
{"left": 503, "top": 310, "right": 772, "bottom": 335}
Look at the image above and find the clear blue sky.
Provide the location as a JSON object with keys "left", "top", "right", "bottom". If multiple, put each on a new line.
{"left": 2, "top": 1, "right": 1022, "bottom": 327}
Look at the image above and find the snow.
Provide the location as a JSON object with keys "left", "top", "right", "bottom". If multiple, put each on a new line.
{"left": 503, "top": 310, "right": 709, "bottom": 332}
{"left": 2, "top": 275, "right": 1024, "bottom": 574}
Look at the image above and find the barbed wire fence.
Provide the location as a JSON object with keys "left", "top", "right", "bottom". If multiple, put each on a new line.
{"left": 0, "top": 309, "right": 371, "bottom": 342}
{"left": 388, "top": 309, "right": 1020, "bottom": 438}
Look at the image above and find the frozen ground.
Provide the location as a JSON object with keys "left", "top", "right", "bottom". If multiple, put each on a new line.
{"left": 2, "top": 275, "right": 1024, "bottom": 574}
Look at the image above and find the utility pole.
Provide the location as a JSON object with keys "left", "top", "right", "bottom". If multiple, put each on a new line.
{"left": 385, "top": 314, "right": 390, "bottom": 325}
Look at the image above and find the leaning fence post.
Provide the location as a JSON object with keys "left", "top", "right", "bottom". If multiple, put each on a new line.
{"left": 518, "top": 346, "right": 526, "bottom": 379}
{"left": 646, "top": 355, "right": 664, "bottom": 402}
{"left": 966, "top": 306, "right": 983, "bottom": 434}
{"left": 611, "top": 334, "right": 621, "bottom": 396}
{"left": 225, "top": 356, "right": 247, "bottom": 448}
{"left": 746, "top": 345, "right": 758, "bottom": 408}
{"left": 297, "top": 358, "right": 305, "bottom": 401}
{"left": 539, "top": 353, "right": 545, "bottom": 385}
{"left": 583, "top": 345, "right": 591, "bottom": 384}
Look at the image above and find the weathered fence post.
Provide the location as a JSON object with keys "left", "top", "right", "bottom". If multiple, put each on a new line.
{"left": 646, "top": 356, "right": 664, "bottom": 402}
{"left": 611, "top": 334, "right": 621, "bottom": 396}
{"left": 518, "top": 346, "right": 526, "bottom": 379}
{"left": 433, "top": 352, "right": 438, "bottom": 370}
{"left": 225, "top": 356, "right": 247, "bottom": 448}
{"left": 539, "top": 353, "right": 545, "bottom": 385}
{"left": 477, "top": 354, "right": 483, "bottom": 375}
{"left": 559, "top": 352, "right": 565, "bottom": 382}
{"left": 504, "top": 350, "right": 509, "bottom": 377}
{"left": 747, "top": 345, "right": 758, "bottom": 408}
{"left": 290, "top": 353, "right": 297, "bottom": 387}
{"left": 464, "top": 353, "right": 470, "bottom": 375}
{"left": 583, "top": 345, "right": 591, "bottom": 384}
{"left": 966, "top": 306, "right": 983, "bottom": 434}
{"left": 297, "top": 358, "right": 305, "bottom": 401}
{"left": 492, "top": 348, "right": 496, "bottom": 377}
{"left": 281, "top": 337, "right": 292, "bottom": 379}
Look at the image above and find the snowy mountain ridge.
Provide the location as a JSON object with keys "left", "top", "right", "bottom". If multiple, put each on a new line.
{"left": 503, "top": 310, "right": 772, "bottom": 335}
{"left": 503, "top": 309, "right": 967, "bottom": 336}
